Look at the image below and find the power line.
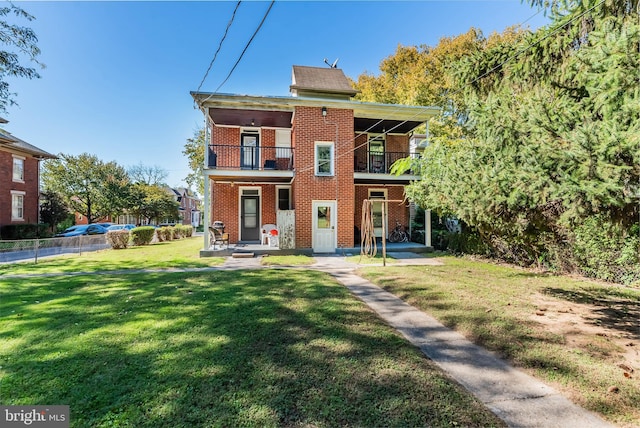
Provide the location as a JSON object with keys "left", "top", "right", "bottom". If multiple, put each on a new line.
{"left": 195, "top": 1, "right": 241, "bottom": 99}
{"left": 213, "top": 0, "right": 275, "bottom": 94}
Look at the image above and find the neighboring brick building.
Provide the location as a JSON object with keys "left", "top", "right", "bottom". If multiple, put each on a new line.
{"left": 0, "top": 119, "right": 56, "bottom": 229}
{"left": 191, "top": 65, "right": 438, "bottom": 253}
{"left": 170, "top": 187, "right": 201, "bottom": 227}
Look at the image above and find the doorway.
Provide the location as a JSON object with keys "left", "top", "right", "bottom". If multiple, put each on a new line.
{"left": 241, "top": 132, "right": 259, "bottom": 170}
{"left": 312, "top": 200, "right": 336, "bottom": 253}
{"left": 240, "top": 188, "right": 260, "bottom": 241}
{"left": 368, "top": 189, "right": 387, "bottom": 239}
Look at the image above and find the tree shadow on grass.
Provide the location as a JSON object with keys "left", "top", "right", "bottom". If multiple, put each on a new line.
{"left": 0, "top": 270, "right": 503, "bottom": 428}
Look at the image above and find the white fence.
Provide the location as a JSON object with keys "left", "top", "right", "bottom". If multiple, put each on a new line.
{"left": 0, "top": 235, "right": 110, "bottom": 264}
{"left": 277, "top": 210, "right": 295, "bottom": 250}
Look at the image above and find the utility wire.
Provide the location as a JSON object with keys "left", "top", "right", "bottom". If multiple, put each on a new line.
{"left": 195, "top": 1, "right": 241, "bottom": 100}
{"left": 214, "top": 0, "right": 275, "bottom": 93}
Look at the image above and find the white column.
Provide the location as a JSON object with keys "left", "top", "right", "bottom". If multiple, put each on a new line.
{"left": 203, "top": 177, "right": 210, "bottom": 250}
{"left": 425, "top": 209, "right": 432, "bottom": 248}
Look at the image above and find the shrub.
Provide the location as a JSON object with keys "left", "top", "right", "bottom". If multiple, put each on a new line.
{"left": 447, "top": 228, "right": 491, "bottom": 256}
{"left": 130, "top": 226, "right": 155, "bottom": 246}
{"left": 174, "top": 224, "right": 193, "bottom": 238}
{"left": 157, "top": 226, "right": 174, "bottom": 242}
{"left": 106, "top": 230, "right": 130, "bottom": 249}
{"left": 571, "top": 215, "right": 640, "bottom": 284}
{"left": 0, "top": 224, "right": 51, "bottom": 240}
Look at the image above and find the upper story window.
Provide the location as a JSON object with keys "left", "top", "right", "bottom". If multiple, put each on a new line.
{"left": 11, "top": 190, "right": 25, "bottom": 221}
{"left": 368, "top": 134, "right": 385, "bottom": 153}
{"left": 12, "top": 156, "right": 25, "bottom": 182}
{"left": 315, "top": 141, "right": 334, "bottom": 176}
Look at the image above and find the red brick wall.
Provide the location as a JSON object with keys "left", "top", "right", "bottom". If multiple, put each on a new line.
{"left": 386, "top": 134, "right": 408, "bottom": 153}
{"left": 211, "top": 127, "right": 241, "bottom": 168}
{"left": 209, "top": 182, "right": 277, "bottom": 243}
{"left": 0, "top": 151, "right": 40, "bottom": 227}
{"left": 354, "top": 185, "right": 409, "bottom": 239}
{"left": 353, "top": 134, "right": 368, "bottom": 171}
{"left": 292, "top": 106, "right": 355, "bottom": 249}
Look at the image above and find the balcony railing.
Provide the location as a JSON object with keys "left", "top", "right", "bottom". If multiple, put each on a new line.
{"left": 208, "top": 145, "right": 294, "bottom": 171}
{"left": 354, "top": 151, "right": 418, "bottom": 174}
{"left": 207, "top": 145, "right": 417, "bottom": 175}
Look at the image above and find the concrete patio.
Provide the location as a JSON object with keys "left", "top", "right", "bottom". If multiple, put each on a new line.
{"left": 199, "top": 240, "right": 432, "bottom": 258}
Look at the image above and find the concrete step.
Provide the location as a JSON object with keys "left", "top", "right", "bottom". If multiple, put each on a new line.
{"left": 232, "top": 252, "right": 254, "bottom": 258}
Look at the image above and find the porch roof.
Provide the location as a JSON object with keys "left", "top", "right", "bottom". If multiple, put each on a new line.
{"left": 191, "top": 92, "right": 440, "bottom": 133}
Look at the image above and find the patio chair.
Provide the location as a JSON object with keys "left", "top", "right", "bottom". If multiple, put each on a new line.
{"left": 261, "top": 224, "right": 277, "bottom": 246}
{"left": 209, "top": 226, "right": 229, "bottom": 250}
{"left": 267, "top": 228, "right": 279, "bottom": 247}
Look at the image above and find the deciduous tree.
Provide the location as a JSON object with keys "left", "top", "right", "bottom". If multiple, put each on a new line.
{"left": 41, "top": 153, "right": 131, "bottom": 224}
{"left": 0, "top": 4, "right": 43, "bottom": 112}
{"left": 127, "top": 163, "right": 169, "bottom": 186}
{"left": 182, "top": 128, "right": 205, "bottom": 196}
{"left": 127, "top": 183, "right": 179, "bottom": 225}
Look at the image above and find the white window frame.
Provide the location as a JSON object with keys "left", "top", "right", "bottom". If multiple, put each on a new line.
{"left": 238, "top": 186, "right": 262, "bottom": 241}
{"left": 240, "top": 128, "right": 261, "bottom": 170}
{"left": 275, "top": 185, "right": 292, "bottom": 211}
{"left": 368, "top": 188, "right": 388, "bottom": 238}
{"left": 314, "top": 141, "right": 334, "bottom": 176}
{"left": 12, "top": 155, "right": 25, "bottom": 182}
{"left": 11, "top": 190, "right": 25, "bottom": 221}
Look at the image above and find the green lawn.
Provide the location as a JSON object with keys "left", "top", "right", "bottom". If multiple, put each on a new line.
{"left": 260, "top": 255, "right": 315, "bottom": 266}
{"left": 358, "top": 256, "right": 640, "bottom": 426}
{"left": 0, "top": 237, "right": 224, "bottom": 275}
{"left": 0, "top": 247, "right": 502, "bottom": 427}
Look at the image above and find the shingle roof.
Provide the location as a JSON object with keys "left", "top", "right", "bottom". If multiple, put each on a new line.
{"left": 0, "top": 129, "right": 56, "bottom": 159}
{"left": 290, "top": 65, "right": 358, "bottom": 98}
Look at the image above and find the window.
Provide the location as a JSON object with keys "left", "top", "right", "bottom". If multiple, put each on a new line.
{"left": 12, "top": 156, "right": 24, "bottom": 182}
{"left": 315, "top": 141, "right": 334, "bottom": 176}
{"left": 276, "top": 186, "right": 291, "bottom": 210}
{"left": 368, "top": 134, "right": 386, "bottom": 173}
{"left": 11, "top": 191, "right": 25, "bottom": 221}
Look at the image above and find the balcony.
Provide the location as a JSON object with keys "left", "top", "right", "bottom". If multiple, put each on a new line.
{"left": 208, "top": 145, "right": 294, "bottom": 171}
{"left": 354, "top": 151, "right": 418, "bottom": 174}
{"left": 206, "top": 145, "right": 294, "bottom": 183}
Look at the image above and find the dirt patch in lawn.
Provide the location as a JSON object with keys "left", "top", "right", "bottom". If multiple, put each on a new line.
{"left": 530, "top": 292, "right": 639, "bottom": 381}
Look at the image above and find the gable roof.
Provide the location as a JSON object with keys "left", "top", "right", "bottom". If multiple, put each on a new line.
{"left": 290, "top": 65, "right": 358, "bottom": 99}
{"left": 0, "top": 128, "right": 56, "bottom": 159}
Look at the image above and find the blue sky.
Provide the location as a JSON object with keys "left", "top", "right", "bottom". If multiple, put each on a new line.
{"left": 4, "top": 1, "right": 548, "bottom": 189}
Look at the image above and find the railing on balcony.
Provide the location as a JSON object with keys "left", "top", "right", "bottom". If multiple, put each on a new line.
{"left": 354, "top": 151, "right": 419, "bottom": 174}
{"left": 208, "top": 145, "right": 294, "bottom": 171}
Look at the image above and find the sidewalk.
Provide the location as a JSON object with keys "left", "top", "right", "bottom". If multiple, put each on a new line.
{"left": 309, "top": 254, "right": 613, "bottom": 428}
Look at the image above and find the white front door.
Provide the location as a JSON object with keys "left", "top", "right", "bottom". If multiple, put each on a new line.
{"left": 312, "top": 201, "right": 336, "bottom": 253}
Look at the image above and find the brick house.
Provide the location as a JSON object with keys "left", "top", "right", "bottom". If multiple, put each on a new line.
{"left": 191, "top": 66, "right": 438, "bottom": 253}
{"left": 0, "top": 118, "right": 56, "bottom": 229}
{"left": 169, "top": 187, "right": 201, "bottom": 227}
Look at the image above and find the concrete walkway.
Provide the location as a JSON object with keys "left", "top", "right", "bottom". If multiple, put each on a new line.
{"left": 310, "top": 254, "right": 613, "bottom": 428}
